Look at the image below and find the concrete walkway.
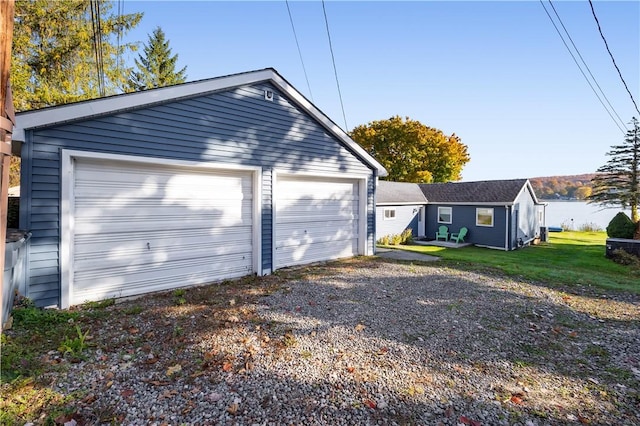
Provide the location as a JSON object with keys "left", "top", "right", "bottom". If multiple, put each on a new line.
{"left": 376, "top": 247, "right": 440, "bottom": 262}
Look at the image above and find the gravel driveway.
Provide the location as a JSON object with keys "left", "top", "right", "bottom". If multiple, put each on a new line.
{"left": 12, "top": 257, "right": 640, "bottom": 425}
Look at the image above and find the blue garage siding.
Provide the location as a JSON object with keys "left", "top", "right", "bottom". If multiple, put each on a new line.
{"left": 426, "top": 204, "right": 508, "bottom": 249}
{"left": 21, "top": 83, "right": 375, "bottom": 307}
{"left": 376, "top": 205, "right": 421, "bottom": 239}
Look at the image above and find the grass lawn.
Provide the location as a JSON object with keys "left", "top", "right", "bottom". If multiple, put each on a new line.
{"left": 382, "top": 231, "right": 639, "bottom": 293}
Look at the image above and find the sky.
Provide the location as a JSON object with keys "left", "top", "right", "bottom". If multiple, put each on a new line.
{"left": 121, "top": 0, "right": 639, "bottom": 182}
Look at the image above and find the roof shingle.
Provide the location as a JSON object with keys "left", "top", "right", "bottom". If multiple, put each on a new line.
{"left": 418, "top": 179, "right": 531, "bottom": 204}
{"left": 377, "top": 181, "right": 428, "bottom": 204}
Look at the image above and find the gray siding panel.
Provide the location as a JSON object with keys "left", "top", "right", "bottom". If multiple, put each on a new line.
{"left": 426, "top": 205, "right": 508, "bottom": 249}
{"left": 22, "top": 82, "right": 374, "bottom": 307}
{"left": 376, "top": 205, "right": 421, "bottom": 239}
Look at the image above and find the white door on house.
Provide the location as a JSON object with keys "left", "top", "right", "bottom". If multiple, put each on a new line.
{"left": 274, "top": 174, "right": 362, "bottom": 269}
{"left": 417, "top": 206, "right": 426, "bottom": 238}
{"left": 66, "top": 156, "right": 256, "bottom": 306}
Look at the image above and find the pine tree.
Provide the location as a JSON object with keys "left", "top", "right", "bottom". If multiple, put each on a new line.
{"left": 11, "top": 0, "right": 143, "bottom": 111}
{"left": 127, "top": 27, "right": 187, "bottom": 91}
{"left": 589, "top": 117, "right": 640, "bottom": 229}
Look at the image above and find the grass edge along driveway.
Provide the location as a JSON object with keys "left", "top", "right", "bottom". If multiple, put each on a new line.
{"left": 380, "top": 231, "right": 639, "bottom": 294}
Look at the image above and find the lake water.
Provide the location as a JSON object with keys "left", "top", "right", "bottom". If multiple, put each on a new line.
{"left": 544, "top": 201, "right": 632, "bottom": 230}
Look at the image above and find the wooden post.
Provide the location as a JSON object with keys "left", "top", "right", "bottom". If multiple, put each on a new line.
{"left": 1, "top": 0, "right": 15, "bottom": 329}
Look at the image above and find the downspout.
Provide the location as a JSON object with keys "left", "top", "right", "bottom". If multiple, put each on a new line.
{"left": 504, "top": 205, "right": 510, "bottom": 251}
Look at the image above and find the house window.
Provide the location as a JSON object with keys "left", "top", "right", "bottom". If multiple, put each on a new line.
{"left": 437, "top": 207, "right": 452, "bottom": 224}
{"left": 476, "top": 208, "right": 494, "bottom": 227}
{"left": 384, "top": 208, "right": 396, "bottom": 220}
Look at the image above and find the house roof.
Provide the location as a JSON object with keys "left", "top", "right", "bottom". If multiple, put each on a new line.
{"left": 419, "top": 179, "right": 542, "bottom": 205}
{"left": 13, "top": 68, "right": 387, "bottom": 176}
{"left": 377, "top": 181, "right": 428, "bottom": 205}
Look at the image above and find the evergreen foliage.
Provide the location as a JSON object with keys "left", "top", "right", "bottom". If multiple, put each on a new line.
{"left": 11, "top": 0, "right": 143, "bottom": 111}
{"left": 350, "top": 116, "right": 470, "bottom": 183}
{"left": 606, "top": 212, "right": 636, "bottom": 239}
{"left": 127, "top": 26, "right": 187, "bottom": 91}
{"left": 589, "top": 117, "right": 640, "bottom": 225}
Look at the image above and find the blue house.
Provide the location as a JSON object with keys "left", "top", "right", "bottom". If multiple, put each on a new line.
{"left": 375, "top": 181, "right": 427, "bottom": 240}
{"left": 14, "top": 68, "right": 387, "bottom": 308}
{"left": 419, "top": 179, "right": 546, "bottom": 250}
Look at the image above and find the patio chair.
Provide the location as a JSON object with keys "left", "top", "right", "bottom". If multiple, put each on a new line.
{"left": 450, "top": 227, "right": 468, "bottom": 244}
{"left": 435, "top": 225, "right": 449, "bottom": 241}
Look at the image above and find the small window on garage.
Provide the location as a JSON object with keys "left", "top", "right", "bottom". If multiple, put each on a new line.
{"left": 476, "top": 207, "right": 494, "bottom": 227}
{"left": 384, "top": 208, "right": 396, "bottom": 220}
{"left": 438, "top": 206, "right": 452, "bottom": 224}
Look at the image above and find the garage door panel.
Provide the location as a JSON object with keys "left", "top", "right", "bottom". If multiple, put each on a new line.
{"left": 276, "top": 239, "right": 357, "bottom": 268}
{"left": 71, "top": 255, "right": 252, "bottom": 305}
{"left": 275, "top": 175, "right": 360, "bottom": 269}
{"left": 74, "top": 239, "right": 253, "bottom": 272}
{"left": 74, "top": 214, "right": 252, "bottom": 234}
{"left": 69, "top": 157, "right": 255, "bottom": 306}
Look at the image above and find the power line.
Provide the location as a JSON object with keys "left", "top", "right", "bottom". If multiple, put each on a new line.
{"left": 89, "top": 0, "right": 106, "bottom": 97}
{"left": 539, "top": 0, "right": 626, "bottom": 134}
{"left": 321, "top": 0, "right": 348, "bottom": 132}
{"left": 285, "top": 0, "right": 313, "bottom": 102}
{"left": 548, "top": 0, "right": 627, "bottom": 130}
{"left": 588, "top": 0, "right": 640, "bottom": 116}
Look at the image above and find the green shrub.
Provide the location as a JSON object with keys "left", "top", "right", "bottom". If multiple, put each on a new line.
{"left": 400, "top": 229, "right": 414, "bottom": 244}
{"left": 390, "top": 233, "right": 403, "bottom": 245}
{"left": 378, "top": 229, "right": 414, "bottom": 246}
{"left": 606, "top": 212, "right": 636, "bottom": 239}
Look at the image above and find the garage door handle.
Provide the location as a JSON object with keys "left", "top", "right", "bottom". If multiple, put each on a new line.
{"left": 147, "top": 242, "right": 151, "bottom": 250}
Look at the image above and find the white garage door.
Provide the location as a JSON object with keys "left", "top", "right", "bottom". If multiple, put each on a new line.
{"left": 68, "top": 157, "right": 254, "bottom": 306}
{"left": 275, "top": 175, "right": 361, "bottom": 269}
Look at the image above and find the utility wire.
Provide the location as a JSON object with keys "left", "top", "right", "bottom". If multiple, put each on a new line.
{"left": 548, "top": 0, "right": 627, "bottom": 130}
{"left": 117, "top": 0, "right": 123, "bottom": 77}
{"left": 89, "top": 0, "right": 106, "bottom": 97}
{"left": 588, "top": 0, "right": 640, "bottom": 116}
{"left": 286, "top": 0, "right": 313, "bottom": 102}
{"left": 539, "top": 0, "right": 626, "bottom": 134}
{"left": 321, "top": 0, "right": 349, "bottom": 131}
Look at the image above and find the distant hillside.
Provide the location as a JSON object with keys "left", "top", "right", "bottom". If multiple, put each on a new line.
{"left": 529, "top": 174, "right": 597, "bottom": 200}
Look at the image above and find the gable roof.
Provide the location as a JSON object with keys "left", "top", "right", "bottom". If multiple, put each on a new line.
{"left": 377, "top": 181, "right": 427, "bottom": 205}
{"left": 13, "top": 68, "right": 387, "bottom": 176}
{"left": 419, "top": 179, "right": 542, "bottom": 205}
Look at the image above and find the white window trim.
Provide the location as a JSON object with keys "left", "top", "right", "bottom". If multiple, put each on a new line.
{"left": 383, "top": 208, "right": 396, "bottom": 220}
{"left": 437, "top": 206, "right": 452, "bottom": 224}
{"left": 476, "top": 207, "right": 494, "bottom": 227}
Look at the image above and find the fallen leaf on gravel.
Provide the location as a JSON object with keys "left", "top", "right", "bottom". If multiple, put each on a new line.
{"left": 459, "top": 415, "right": 481, "bottom": 426}
{"left": 222, "top": 362, "right": 233, "bottom": 372}
{"left": 106, "top": 381, "right": 113, "bottom": 389}
{"left": 166, "top": 364, "right": 182, "bottom": 376}
{"left": 160, "top": 389, "right": 178, "bottom": 399}
{"left": 355, "top": 323, "right": 366, "bottom": 332}
{"left": 364, "top": 399, "right": 377, "bottom": 409}
{"left": 510, "top": 395, "right": 523, "bottom": 405}
{"left": 121, "top": 389, "right": 134, "bottom": 398}
{"left": 376, "top": 347, "right": 389, "bottom": 356}
{"left": 208, "top": 392, "right": 223, "bottom": 402}
{"left": 578, "top": 415, "right": 591, "bottom": 424}
{"left": 569, "top": 331, "right": 578, "bottom": 338}
{"left": 444, "top": 406, "right": 454, "bottom": 417}
{"left": 346, "top": 366, "right": 355, "bottom": 373}
{"left": 227, "top": 402, "right": 239, "bottom": 415}
{"left": 82, "top": 393, "right": 97, "bottom": 404}
{"left": 128, "top": 327, "right": 139, "bottom": 334}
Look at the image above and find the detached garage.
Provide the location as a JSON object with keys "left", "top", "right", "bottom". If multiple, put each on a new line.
{"left": 14, "top": 68, "right": 386, "bottom": 308}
